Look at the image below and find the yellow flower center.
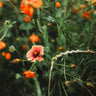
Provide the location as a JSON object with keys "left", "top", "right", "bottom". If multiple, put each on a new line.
{"left": 33, "top": 51, "right": 39, "bottom": 57}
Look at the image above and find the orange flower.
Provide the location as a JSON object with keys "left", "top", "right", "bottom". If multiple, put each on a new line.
{"left": 29, "top": 0, "right": 43, "bottom": 9}
{"left": 23, "top": 70, "right": 35, "bottom": 78}
{"left": 22, "top": 45, "right": 26, "bottom": 50}
{"left": 56, "top": 2, "right": 61, "bottom": 8}
{"left": 21, "top": 5, "right": 34, "bottom": 16}
{"left": 80, "top": 4, "right": 86, "bottom": 9}
{"left": 26, "top": 45, "right": 44, "bottom": 62}
{"left": 73, "top": 4, "right": 86, "bottom": 14}
{"left": 24, "top": 16, "right": 31, "bottom": 23}
{"left": 11, "top": 59, "right": 22, "bottom": 63}
{"left": 2, "top": 51, "right": 6, "bottom": 57}
{"left": 57, "top": 46, "right": 64, "bottom": 51}
{"left": 86, "top": 50, "right": 91, "bottom": 53}
{"left": 0, "top": 41, "right": 6, "bottom": 50}
{"left": 5, "top": 52, "right": 11, "bottom": 60}
{"left": 20, "top": 0, "right": 43, "bottom": 16}
{"left": 71, "top": 64, "right": 77, "bottom": 68}
{"left": 82, "top": 11, "right": 90, "bottom": 20}
{"left": 29, "top": 34, "right": 39, "bottom": 43}
{"left": 73, "top": 7, "right": 79, "bottom": 14}
{"left": 0, "top": 1, "right": 3, "bottom": 8}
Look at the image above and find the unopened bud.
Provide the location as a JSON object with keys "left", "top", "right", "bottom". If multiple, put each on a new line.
{"left": 86, "top": 50, "right": 91, "bottom": 53}
{"left": 65, "top": 81, "right": 70, "bottom": 86}
{"left": 16, "top": 73, "right": 21, "bottom": 79}
{"left": 71, "top": 64, "right": 77, "bottom": 69}
{"left": 9, "top": 45, "right": 15, "bottom": 52}
{"left": 87, "top": 82, "right": 94, "bottom": 88}
{"left": 52, "top": 57, "right": 57, "bottom": 61}
{"left": 5, "top": 20, "right": 10, "bottom": 25}
{"left": 11, "top": 58, "right": 22, "bottom": 63}
{"left": 57, "top": 46, "right": 64, "bottom": 51}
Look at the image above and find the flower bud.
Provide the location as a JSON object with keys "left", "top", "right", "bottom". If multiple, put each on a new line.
{"left": 9, "top": 45, "right": 15, "bottom": 52}
{"left": 5, "top": 20, "right": 10, "bottom": 25}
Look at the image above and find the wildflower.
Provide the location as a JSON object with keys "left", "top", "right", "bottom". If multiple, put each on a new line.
{"left": 20, "top": 5, "right": 34, "bottom": 16}
{"left": 73, "top": 7, "right": 79, "bottom": 14}
{"left": 23, "top": 70, "right": 35, "bottom": 78}
{"left": 24, "top": 16, "right": 31, "bottom": 23}
{"left": 29, "top": 34, "right": 39, "bottom": 43}
{"left": 16, "top": 73, "right": 21, "bottom": 79}
{"left": 47, "top": 23, "right": 52, "bottom": 26}
{"left": 65, "top": 81, "right": 70, "bottom": 86}
{"left": 9, "top": 45, "right": 15, "bottom": 52}
{"left": 87, "top": 82, "right": 95, "bottom": 87}
{"left": 56, "top": 2, "right": 61, "bottom": 8}
{"left": 5, "top": 52, "right": 11, "bottom": 60}
{"left": 0, "top": 41, "right": 6, "bottom": 50}
{"left": 73, "top": 4, "right": 86, "bottom": 14}
{"left": 22, "top": 45, "right": 26, "bottom": 50}
{"left": 5, "top": 20, "right": 10, "bottom": 25}
{"left": 57, "top": 46, "right": 64, "bottom": 51}
{"left": 0, "top": 1, "right": 3, "bottom": 8}
{"left": 80, "top": 4, "right": 86, "bottom": 9}
{"left": 71, "top": 64, "right": 77, "bottom": 68}
{"left": 2, "top": 51, "right": 6, "bottom": 57}
{"left": 29, "top": 0, "right": 43, "bottom": 9}
{"left": 86, "top": 50, "right": 91, "bottom": 53}
{"left": 26, "top": 45, "right": 44, "bottom": 62}
{"left": 11, "top": 59, "right": 22, "bottom": 63}
{"left": 82, "top": 11, "right": 90, "bottom": 20}
{"left": 20, "top": 0, "right": 43, "bottom": 16}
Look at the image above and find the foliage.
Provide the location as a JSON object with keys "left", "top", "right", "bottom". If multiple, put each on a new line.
{"left": 0, "top": 0, "right": 96, "bottom": 96}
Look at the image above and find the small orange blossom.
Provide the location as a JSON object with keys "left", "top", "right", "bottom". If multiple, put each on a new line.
{"left": 23, "top": 70, "right": 35, "bottom": 78}
{"left": 5, "top": 52, "right": 11, "bottom": 60}
{"left": 0, "top": 1, "right": 3, "bottom": 8}
{"left": 24, "top": 16, "right": 31, "bottom": 23}
{"left": 29, "top": 34, "right": 39, "bottom": 43}
{"left": 2, "top": 51, "right": 6, "bottom": 57}
{"left": 0, "top": 41, "right": 6, "bottom": 50}
{"left": 56, "top": 2, "right": 61, "bottom": 8}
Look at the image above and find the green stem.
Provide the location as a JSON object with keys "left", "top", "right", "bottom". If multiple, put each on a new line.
{"left": 34, "top": 77, "right": 42, "bottom": 96}
{"left": 30, "top": 62, "right": 36, "bottom": 71}
{"left": 60, "top": 78, "right": 68, "bottom": 96}
{"left": 8, "top": 1, "right": 19, "bottom": 14}
{"left": 0, "top": 25, "right": 12, "bottom": 41}
{"left": 64, "top": 59, "right": 67, "bottom": 81}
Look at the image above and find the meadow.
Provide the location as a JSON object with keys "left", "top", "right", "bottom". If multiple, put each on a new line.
{"left": 0, "top": 0, "right": 96, "bottom": 96}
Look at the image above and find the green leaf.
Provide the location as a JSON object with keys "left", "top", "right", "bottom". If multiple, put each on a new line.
{"left": 66, "top": 9, "right": 71, "bottom": 19}
{"left": 90, "top": 12, "right": 93, "bottom": 22}
{"left": 19, "top": 23, "right": 33, "bottom": 31}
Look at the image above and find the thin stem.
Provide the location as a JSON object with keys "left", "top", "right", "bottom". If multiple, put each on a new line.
{"left": 48, "top": 61, "right": 54, "bottom": 96}
{"left": 34, "top": 77, "right": 42, "bottom": 96}
{"left": 64, "top": 59, "right": 67, "bottom": 81}
{"left": 15, "top": 49, "right": 21, "bottom": 59}
{"left": 0, "top": 25, "right": 12, "bottom": 41}
{"left": 60, "top": 78, "right": 68, "bottom": 96}
{"left": 55, "top": 63, "right": 70, "bottom": 67}
{"left": 0, "top": 28, "right": 8, "bottom": 41}
{"left": 30, "top": 62, "right": 36, "bottom": 71}
{"left": 8, "top": 1, "right": 19, "bottom": 14}
{"left": 38, "top": 9, "right": 40, "bottom": 24}
{"left": 58, "top": 80, "right": 62, "bottom": 96}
